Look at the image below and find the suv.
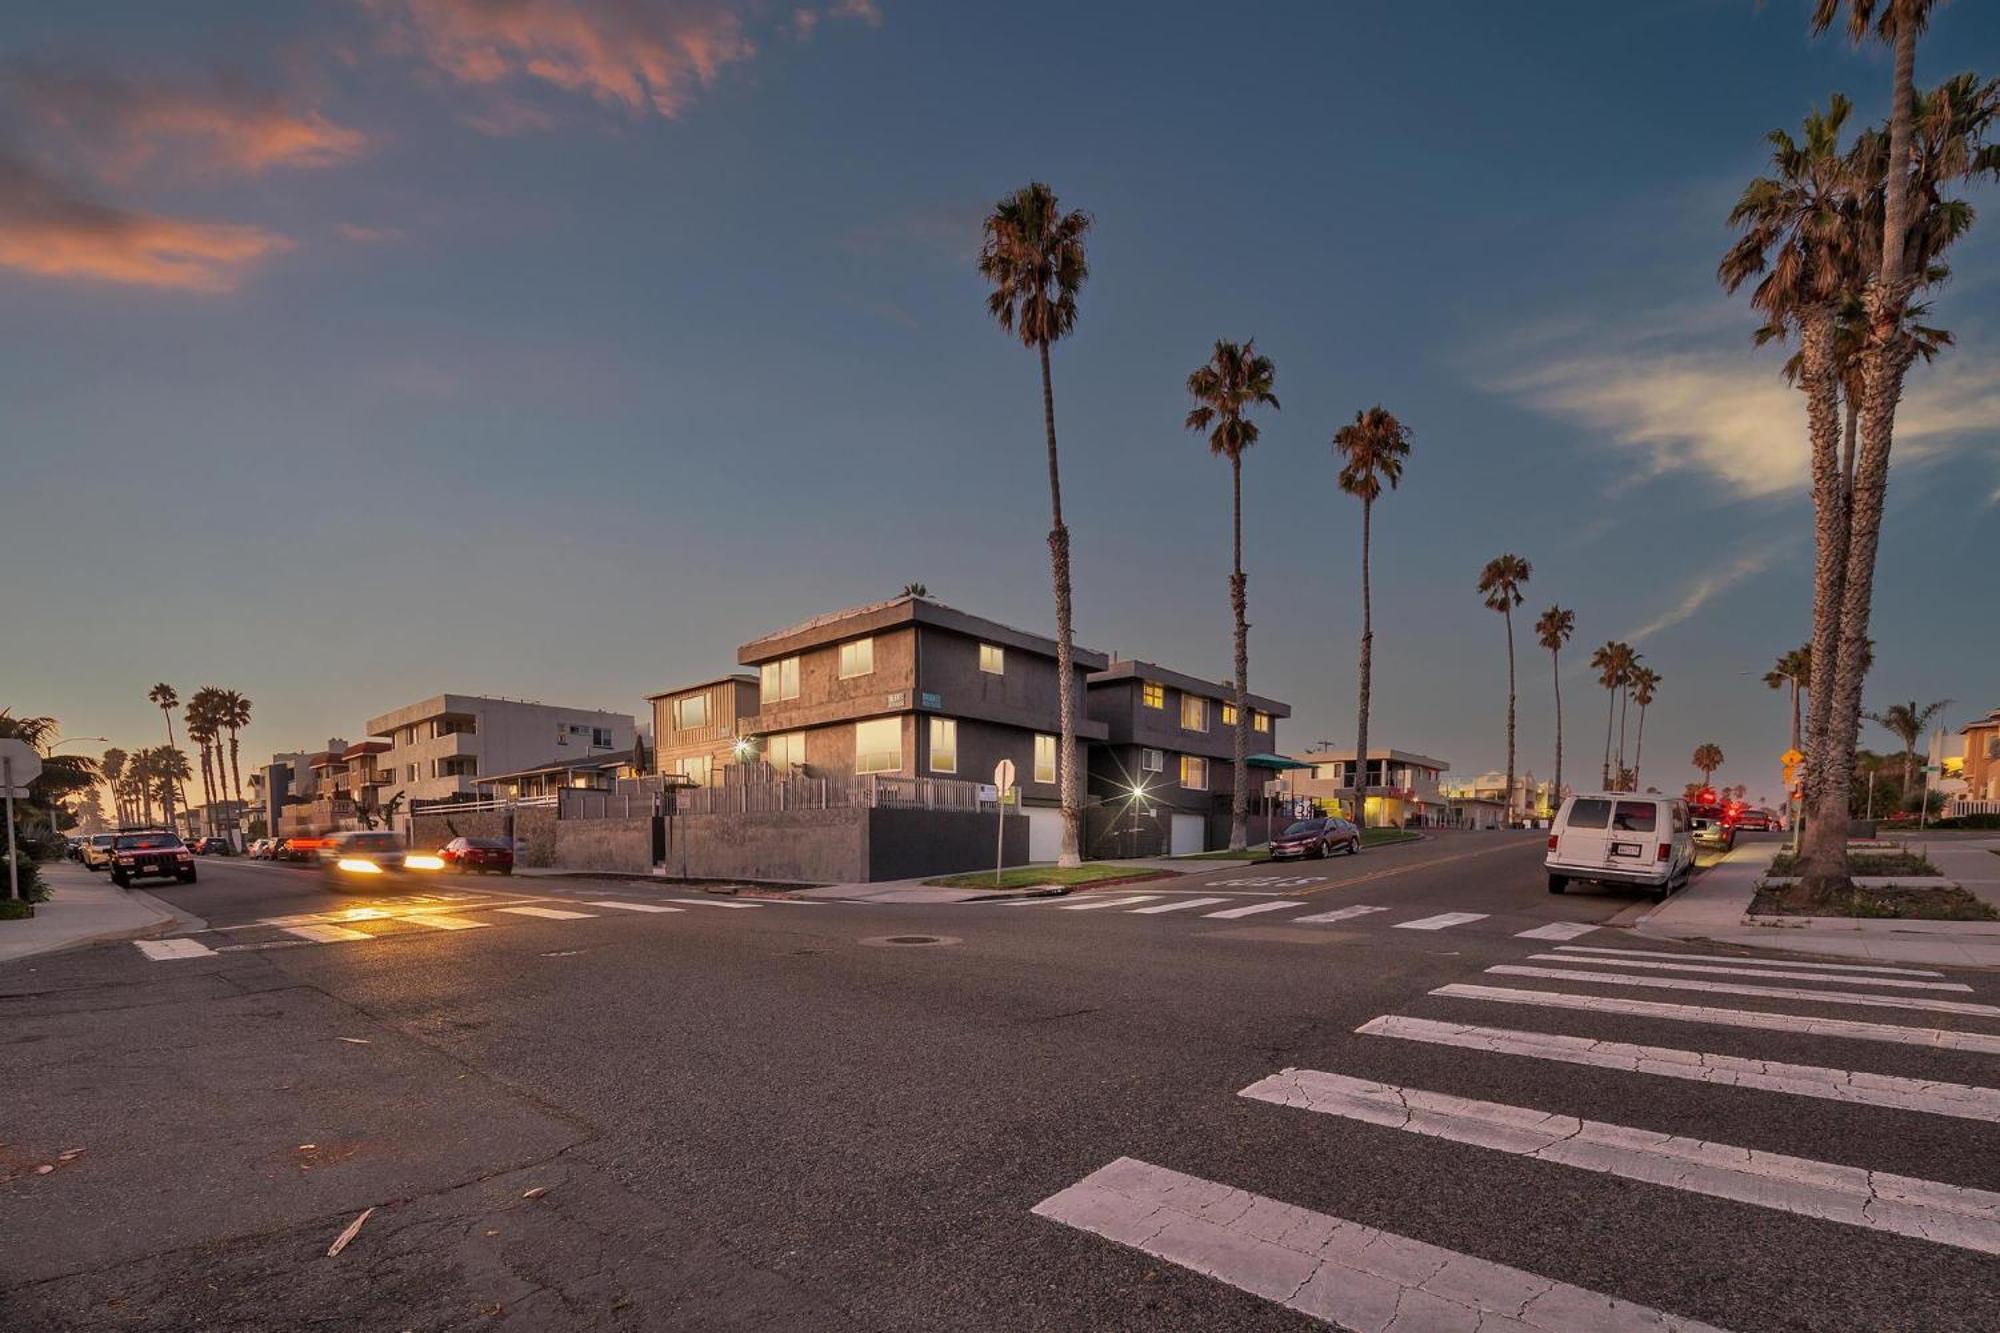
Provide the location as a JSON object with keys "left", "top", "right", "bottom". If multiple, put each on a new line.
{"left": 108, "top": 831, "right": 197, "bottom": 888}
{"left": 80, "top": 833, "right": 118, "bottom": 871}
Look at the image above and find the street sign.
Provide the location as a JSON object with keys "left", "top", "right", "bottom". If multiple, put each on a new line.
{"left": 993, "top": 759, "right": 1016, "bottom": 792}
{"left": 1779, "top": 748, "right": 1803, "bottom": 766}
{"left": 0, "top": 739, "right": 44, "bottom": 788}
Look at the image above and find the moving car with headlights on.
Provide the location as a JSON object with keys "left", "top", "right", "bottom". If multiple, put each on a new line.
{"left": 1545, "top": 792, "right": 1692, "bottom": 903}
{"left": 439, "top": 836, "right": 515, "bottom": 875}
{"left": 318, "top": 830, "right": 447, "bottom": 892}
{"left": 1268, "top": 816, "right": 1360, "bottom": 860}
{"left": 108, "top": 830, "right": 197, "bottom": 888}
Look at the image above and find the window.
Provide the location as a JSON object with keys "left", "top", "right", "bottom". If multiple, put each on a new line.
{"left": 1253, "top": 711, "right": 1270, "bottom": 733}
{"left": 839, "top": 637, "right": 874, "bottom": 679}
{"left": 979, "top": 643, "right": 1005, "bottom": 675}
{"left": 1565, "top": 798, "right": 1613, "bottom": 829}
{"left": 1142, "top": 681, "right": 1165, "bottom": 709}
{"left": 760, "top": 656, "right": 800, "bottom": 702}
{"left": 855, "top": 718, "right": 900, "bottom": 773}
{"left": 926, "top": 718, "right": 959, "bottom": 774}
{"left": 672, "top": 694, "right": 709, "bottom": 731}
{"left": 1180, "top": 755, "right": 1208, "bottom": 790}
{"left": 592, "top": 727, "right": 613, "bottom": 748}
{"left": 1221, "top": 703, "right": 1238, "bottom": 726}
{"left": 1034, "top": 734, "right": 1057, "bottom": 784}
{"left": 676, "top": 755, "right": 712, "bottom": 787}
{"left": 404, "top": 764, "right": 418, "bottom": 783}
{"left": 765, "top": 732, "right": 807, "bottom": 770}
{"left": 1141, "top": 748, "right": 1164, "bottom": 774}
{"left": 1180, "top": 695, "right": 1208, "bottom": 731}
{"left": 1612, "top": 801, "right": 1659, "bottom": 833}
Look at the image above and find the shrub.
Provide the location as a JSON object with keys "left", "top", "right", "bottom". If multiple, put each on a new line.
{"left": 0, "top": 850, "right": 48, "bottom": 904}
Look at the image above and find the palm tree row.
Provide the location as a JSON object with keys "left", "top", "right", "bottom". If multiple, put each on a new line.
{"left": 183, "top": 687, "right": 254, "bottom": 838}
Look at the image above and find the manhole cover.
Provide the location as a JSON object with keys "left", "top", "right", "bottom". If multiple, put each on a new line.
{"left": 859, "top": 934, "right": 962, "bottom": 948}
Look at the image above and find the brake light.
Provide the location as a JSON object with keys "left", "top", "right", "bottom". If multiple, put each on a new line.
{"left": 1547, "top": 835, "right": 1558, "bottom": 851}
{"left": 1657, "top": 844, "right": 1671, "bottom": 862}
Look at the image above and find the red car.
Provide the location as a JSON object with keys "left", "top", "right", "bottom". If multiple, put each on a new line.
{"left": 439, "top": 836, "right": 515, "bottom": 875}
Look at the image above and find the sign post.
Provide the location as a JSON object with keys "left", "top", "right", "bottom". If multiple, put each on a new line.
{"left": 992, "top": 759, "right": 1016, "bottom": 885}
{"left": 1, "top": 739, "right": 46, "bottom": 903}
{"left": 1779, "top": 748, "right": 1804, "bottom": 852}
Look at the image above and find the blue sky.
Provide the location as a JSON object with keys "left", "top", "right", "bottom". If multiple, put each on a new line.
{"left": 4, "top": 0, "right": 1997, "bottom": 803}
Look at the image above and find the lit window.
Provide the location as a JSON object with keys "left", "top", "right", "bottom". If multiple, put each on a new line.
{"left": 1142, "top": 681, "right": 1165, "bottom": 709}
{"left": 1180, "top": 696, "right": 1208, "bottom": 731}
{"left": 677, "top": 755, "right": 712, "bottom": 787}
{"left": 1221, "top": 703, "right": 1238, "bottom": 726}
{"left": 839, "top": 638, "right": 875, "bottom": 679}
{"left": 1034, "top": 734, "right": 1057, "bottom": 785}
{"left": 979, "top": 643, "right": 1005, "bottom": 675}
{"left": 1253, "top": 711, "right": 1270, "bottom": 733}
{"left": 924, "top": 718, "right": 958, "bottom": 774}
{"left": 855, "top": 717, "right": 900, "bottom": 774}
{"left": 1142, "top": 748, "right": 1164, "bottom": 774}
{"left": 673, "top": 694, "right": 709, "bottom": 730}
{"left": 760, "top": 656, "right": 800, "bottom": 702}
{"left": 766, "top": 732, "right": 807, "bottom": 770}
{"left": 1180, "top": 755, "right": 1208, "bottom": 790}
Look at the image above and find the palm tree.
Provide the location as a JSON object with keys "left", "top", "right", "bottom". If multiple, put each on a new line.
{"left": 1615, "top": 647, "right": 1644, "bottom": 785}
{"left": 1763, "top": 644, "right": 1813, "bottom": 757}
{"left": 1629, "top": 666, "right": 1661, "bottom": 788}
{"left": 149, "top": 748, "right": 192, "bottom": 832}
{"left": 1865, "top": 698, "right": 1952, "bottom": 796}
{"left": 979, "top": 181, "right": 1092, "bottom": 868}
{"left": 900, "top": 583, "right": 929, "bottom": 598}
{"left": 128, "top": 749, "right": 156, "bottom": 826}
{"left": 1186, "top": 339, "right": 1280, "bottom": 849}
{"left": 187, "top": 689, "right": 222, "bottom": 836}
{"left": 147, "top": 683, "right": 183, "bottom": 822}
{"left": 1335, "top": 406, "right": 1412, "bottom": 829}
{"left": 101, "top": 748, "right": 128, "bottom": 826}
{"left": 1477, "top": 555, "right": 1531, "bottom": 823}
{"left": 1534, "top": 607, "right": 1575, "bottom": 808}
{"left": 1692, "top": 743, "right": 1726, "bottom": 789}
{"left": 218, "top": 689, "right": 252, "bottom": 835}
{"left": 1588, "top": 641, "right": 1633, "bottom": 789}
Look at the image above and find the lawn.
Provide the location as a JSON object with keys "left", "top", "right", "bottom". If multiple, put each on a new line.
{"left": 921, "top": 865, "right": 1176, "bottom": 890}
{"left": 1767, "top": 850, "right": 1938, "bottom": 877}
{"left": 1173, "top": 828, "right": 1424, "bottom": 860}
{"left": 1751, "top": 882, "right": 1997, "bottom": 921}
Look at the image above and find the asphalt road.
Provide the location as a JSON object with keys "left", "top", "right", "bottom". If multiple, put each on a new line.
{"left": 5, "top": 832, "right": 1997, "bottom": 1331}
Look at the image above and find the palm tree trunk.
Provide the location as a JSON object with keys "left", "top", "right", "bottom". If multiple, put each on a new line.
{"left": 228, "top": 730, "right": 245, "bottom": 839}
{"left": 1800, "top": 309, "right": 1849, "bottom": 839}
{"left": 1549, "top": 648, "right": 1563, "bottom": 807}
{"left": 1502, "top": 605, "right": 1516, "bottom": 825}
{"left": 159, "top": 708, "right": 183, "bottom": 826}
{"left": 1841, "top": 398, "right": 1859, "bottom": 501}
{"left": 1228, "top": 454, "right": 1250, "bottom": 851}
{"left": 1617, "top": 688, "right": 1630, "bottom": 788}
{"left": 1353, "top": 495, "right": 1373, "bottom": 829}
{"left": 1901, "top": 743, "right": 1916, "bottom": 797}
{"left": 1634, "top": 705, "right": 1647, "bottom": 787}
{"left": 1602, "top": 688, "right": 1615, "bottom": 789}
{"left": 1039, "top": 339, "right": 1082, "bottom": 868}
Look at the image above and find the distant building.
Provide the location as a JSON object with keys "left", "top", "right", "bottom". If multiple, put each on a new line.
{"left": 1285, "top": 747, "right": 1450, "bottom": 828}
{"left": 366, "top": 694, "right": 636, "bottom": 805}
{"left": 1944, "top": 707, "right": 2000, "bottom": 810}
{"left": 477, "top": 747, "right": 647, "bottom": 801}
{"left": 1445, "top": 770, "right": 1553, "bottom": 826}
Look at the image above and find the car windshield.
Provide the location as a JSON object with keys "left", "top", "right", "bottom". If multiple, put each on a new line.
{"left": 115, "top": 833, "right": 179, "bottom": 850}
{"left": 466, "top": 838, "right": 511, "bottom": 850}
{"left": 342, "top": 833, "right": 402, "bottom": 852}
{"left": 91, "top": 835, "right": 115, "bottom": 847}
{"left": 1281, "top": 821, "right": 1325, "bottom": 836}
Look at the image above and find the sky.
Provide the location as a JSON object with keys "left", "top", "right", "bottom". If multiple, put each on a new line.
{"left": 4, "top": 0, "right": 1998, "bottom": 806}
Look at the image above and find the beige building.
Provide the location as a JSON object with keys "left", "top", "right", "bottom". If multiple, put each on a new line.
{"left": 1285, "top": 748, "right": 1450, "bottom": 828}
{"left": 366, "top": 694, "right": 636, "bottom": 805}
{"left": 648, "top": 674, "right": 762, "bottom": 787}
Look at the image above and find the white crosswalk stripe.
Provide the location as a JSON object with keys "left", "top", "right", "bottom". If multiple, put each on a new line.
{"left": 665, "top": 898, "right": 763, "bottom": 909}
{"left": 1551, "top": 944, "right": 1944, "bottom": 978}
{"left": 282, "top": 923, "right": 373, "bottom": 943}
{"left": 1514, "top": 921, "right": 1599, "bottom": 941}
{"left": 1487, "top": 964, "right": 2000, "bottom": 1019}
{"left": 1524, "top": 952, "right": 1973, "bottom": 993}
{"left": 1240, "top": 1067, "right": 2000, "bottom": 1256}
{"left": 1034, "top": 1157, "right": 1734, "bottom": 1333}
{"left": 584, "top": 899, "right": 685, "bottom": 913}
{"left": 1357, "top": 1014, "right": 2000, "bottom": 1123}
{"left": 1431, "top": 983, "right": 2000, "bottom": 1055}
{"left": 1290, "top": 904, "right": 1389, "bottom": 925}
{"left": 134, "top": 938, "right": 216, "bottom": 960}
{"left": 1059, "top": 894, "right": 1165, "bottom": 911}
{"left": 400, "top": 913, "right": 492, "bottom": 931}
{"left": 1126, "top": 896, "right": 1231, "bottom": 914}
{"left": 1393, "top": 911, "right": 1488, "bottom": 931}
{"left": 496, "top": 905, "right": 597, "bottom": 920}
{"left": 1202, "top": 900, "right": 1306, "bottom": 919}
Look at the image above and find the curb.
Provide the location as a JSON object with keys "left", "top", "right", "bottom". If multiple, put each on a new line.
{"left": 0, "top": 898, "right": 181, "bottom": 964}
{"left": 960, "top": 886, "right": 1071, "bottom": 902}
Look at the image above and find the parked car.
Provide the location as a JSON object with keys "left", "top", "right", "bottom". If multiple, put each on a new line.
{"left": 191, "top": 837, "right": 231, "bottom": 855}
{"left": 438, "top": 836, "right": 515, "bottom": 875}
{"left": 248, "top": 839, "right": 274, "bottom": 859}
{"left": 80, "top": 833, "right": 118, "bottom": 871}
{"left": 1545, "top": 793, "right": 1692, "bottom": 902}
{"left": 1690, "top": 815, "right": 1736, "bottom": 852}
{"left": 108, "top": 830, "right": 197, "bottom": 888}
{"left": 1267, "top": 816, "right": 1360, "bottom": 861}
{"left": 1734, "top": 809, "right": 1773, "bottom": 833}
{"left": 319, "top": 830, "right": 445, "bottom": 892}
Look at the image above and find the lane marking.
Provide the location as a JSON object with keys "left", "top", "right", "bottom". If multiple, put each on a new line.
{"left": 1525, "top": 953, "right": 1972, "bottom": 993}
{"left": 1292, "top": 905, "right": 1390, "bottom": 925}
{"left": 135, "top": 938, "right": 216, "bottom": 960}
{"left": 665, "top": 898, "right": 762, "bottom": 909}
{"left": 496, "top": 906, "right": 596, "bottom": 920}
{"left": 1127, "top": 896, "right": 1232, "bottom": 914}
{"left": 1515, "top": 922, "right": 1599, "bottom": 941}
{"left": 1552, "top": 944, "right": 1946, "bottom": 978}
{"left": 583, "top": 900, "right": 685, "bottom": 913}
{"left": 281, "top": 924, "right": 373, "bottom": 943}
{"left": 1358, "top": 1014, "right": 2000, "bottom": 1123}
{"left": 1203, "top": 900, "right": 1307, "bottom": 920}
{"left": 1486, "top": 965, "right": 2000, "bottom": 1019}
{"left": 1278, "top": 839, "right": 1536, "bottom": 899}
{"left": 401, "top": 913, "right": 492, "bottom": 931}
{"left": 1394, "top": 911, "right": 1489, "bottom": 931}
{"left": 1034, "top": 1157, "right": 1734, "bottom": 1333}
{"left": 1432, "top": 984, "right": 2000, "bottom": 1055}
{"left": 1059, "top": 894, "right": 1166, "bottom": 911}
{"left": 1240, "top": 1068, "right": 2000, "bottom": 1257}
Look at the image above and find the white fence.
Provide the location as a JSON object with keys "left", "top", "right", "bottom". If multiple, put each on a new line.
{"left": 1948, "top": 798, "right": 2000, "bottom": 818}
{"left": 668, "top": 773, "right": 989, "bottom": 817}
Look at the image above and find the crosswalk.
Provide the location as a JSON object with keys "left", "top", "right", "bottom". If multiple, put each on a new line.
{"left": 1035, "top": 938, "right": 2000, "bottom": 1328}
{"left": 998, "top": 890, "right": 1569, "bottom": 938}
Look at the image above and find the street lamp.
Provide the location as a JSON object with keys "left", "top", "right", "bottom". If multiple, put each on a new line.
{"left": 1740, "top": 669, "right": 1803, "bottom": 852}
{"left": 40, "top": 736, "right": 108, "bottom": 834}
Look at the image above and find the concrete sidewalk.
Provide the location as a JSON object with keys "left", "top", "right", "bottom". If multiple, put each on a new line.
{"left": 1634, "top": 840, "right": 2000, "bottom": 968}
{"left": 0, "top": 862, "right": 196, "bottom": 965}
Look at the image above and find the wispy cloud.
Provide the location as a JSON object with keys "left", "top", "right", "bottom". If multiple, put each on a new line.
{"left": 829, "top": 0, "right": 883, "bottom": 26}
{"left": 334, "top": 222, "right": 407, "bottom": 244}
{"left": 1622, "top": 540, "right": 1790, "bottom": 643}
{"left": 841, "top": 202, "right": 984, "bottom": 261}
{"left": 0, "top": 150, "right": 290, "bottom": 292}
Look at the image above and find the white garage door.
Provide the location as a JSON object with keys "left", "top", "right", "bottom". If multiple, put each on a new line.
{"left": 1170, "top": 814, "right": 1205, "bottom": 856}
{"left": 1025, "top": 807, "right": 1064, "bottom": 863}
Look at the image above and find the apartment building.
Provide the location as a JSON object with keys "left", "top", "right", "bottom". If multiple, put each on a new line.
{"left": 1085, "top": 660, "right": 1290, "bottom": 854}
{"left": 1943, "top": 706, "right": 2000, "bottom": 807}
{"left": 648, "top": 674, "right": 762, "bottom": 786}
{"left": 735, "top": 595, "right": 1109, "bottom": 860}
{"left": 1286, "top": 747, "right": 1451, "bottom": 828}
{"left": 366, "top": 693, "right": 637, "bottom": 804}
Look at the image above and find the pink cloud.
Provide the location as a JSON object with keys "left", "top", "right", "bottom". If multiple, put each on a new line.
{"left": 829, "top": 0, "right": 882, "bottom": 26}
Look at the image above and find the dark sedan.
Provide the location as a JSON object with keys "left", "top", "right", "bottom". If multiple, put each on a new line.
{"left": 1268, "top": 816, "right": 1360, "bottom": 860}
{"left": 439, "top": 836, "right": 515, "bottom": 875}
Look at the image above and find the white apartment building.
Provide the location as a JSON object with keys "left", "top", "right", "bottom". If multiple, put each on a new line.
{"left": 366, "top": 694, "right": 637, "bottom": 804}
{"left": 1285, "top": 748, "right": 1451, "bottom": 827}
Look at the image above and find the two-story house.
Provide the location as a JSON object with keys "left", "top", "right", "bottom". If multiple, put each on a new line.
{"left": 1286, "top": 747, "right": 1451, "bottom": 827}
{"left": 735, "top": 595, "right": 1109, "bottom": 861}
{"left": 1085, "top": 660, "right": 1290, "bottom": 855}
{"left": 366, "top": 693, "right": 636, "bottom": 805}
{"left": 647, "top": 674, "right": 762, "bottom": 787}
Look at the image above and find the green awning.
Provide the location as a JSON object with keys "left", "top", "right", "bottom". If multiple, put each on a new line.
{"left": 1245, "top": 753, "right": 1313, "bottom": 771}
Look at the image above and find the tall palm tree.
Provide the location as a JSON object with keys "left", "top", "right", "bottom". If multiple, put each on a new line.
{"left": 979, "top": 181, "right": 1092, "bottom": 867}
{"left": 1629, "top": 666, "right": 1661, "bottom": 788}
{"left": 128, "top": 749, "right": 156, "bottom": 826}
{"left": 218, "top": 689, "right": 253, "bottom": 834}
{"left": 1334, "top": 406, "right": 1412, "bottom": 830}
{"left": 1186, "top": 339, "right": 1280, "bottom": 848}
{"left": 1588, "top": 641, "right": 1633, "bottom": 789}
{"left": 1534, "top": 607, "right": 1575, "bottom": 808}
{"left": 147, "top": 683, "right": 183, "bottom": 822}
{"left": 187, "top": 689, "right": 221, "bottom": 836}
{"left": 100, "top": 748, "right": 128, "bottom": 826}
{"left": 1477, "top": 555, "right": 1531, "bottom": 824}
{"left": 1864, "top": 698, "right": 1952, "bottom": 796}
{"left": 1614, "top": 647, "right": 1644, "bottom": 785}
{"left": 1692, "top": 743, "right": 1726, "bottom": 790}
{"left": 1763, "top": 644, "right": 1813, "bottom": 758}
{"left": 149, "top": 748, "right": 191, "bottom": 832}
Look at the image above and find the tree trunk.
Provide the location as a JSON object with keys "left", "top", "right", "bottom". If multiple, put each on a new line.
{"left": 1228, "top": 454, "right": 1250, "bottom": 851}
{"left": 1634, "top": 705, "right": 1647, "bottom": 787}
{"left": 1800, "top": 309, "right": 1848, "bottom": 819}
{"left": 1549, "top": 648, "right": 1563, "bottom": 808}
{"left": 160, "top": 708, "right": 183, "bottom": 827}
{"left": 1901, "top": 745, "right": 1916, "bottom": 797}
{"left": 229, "top": 731, "right": 245, "bottom": 836}
{"left": 1039, "top": 339, "right": 1082, "bottom": 868}
{"left": 1353, "top": 496, "right": 1373, "bottom": 828}
{"left": 1503, "top": 605, "right": 1516, "bottom": 825}
{"left": 1616, "top": 688, "right": 1630, "bottom": 789}
{"left": 1841, "top": 398, "right": 1859, "bottom": 502}
{"left": 1601, "top": 688, "right": 1615, "bottom": 789}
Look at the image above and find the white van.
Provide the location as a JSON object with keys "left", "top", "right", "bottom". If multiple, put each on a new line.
{"left": 1545, "top": 793, "right": 1692, "bottom": 902}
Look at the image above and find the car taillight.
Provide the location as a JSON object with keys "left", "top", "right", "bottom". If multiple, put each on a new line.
{"left": 1657, "top": 844, "right": 1671, "bottom": 862}
{"left": 1547, "top": 835, "right": 1558, "bottom": 851}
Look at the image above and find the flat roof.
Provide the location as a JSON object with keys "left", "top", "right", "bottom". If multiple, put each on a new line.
{"left": 1088, "top": 660, "right": 1290, "bottom": 716}
{"left": 739, "top": 595, "right": 1109, "bottom": 671}
{"left": 645, "top": 673, "right": 757, "bottom": 703}
{"left": 1289, "top": 748, "right": 1448, "bottom": 771}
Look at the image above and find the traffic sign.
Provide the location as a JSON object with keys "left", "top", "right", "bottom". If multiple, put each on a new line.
{"left": 1779, "top": 748, "right": 1803, "bottom": 767}
{"left": 0, "top": 738, "right": 44, "bottom": 788}
{"left": 993, "top": 759, "right": 1016, "bottom": 792}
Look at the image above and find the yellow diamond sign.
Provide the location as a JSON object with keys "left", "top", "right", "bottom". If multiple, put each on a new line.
{"left": 1780, "top": 748, "right": 1804, "bottom": 767}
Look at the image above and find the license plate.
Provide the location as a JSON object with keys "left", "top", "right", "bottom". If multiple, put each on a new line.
{"left": 1610, "top": 842, "right": 1642, "bottom": 858}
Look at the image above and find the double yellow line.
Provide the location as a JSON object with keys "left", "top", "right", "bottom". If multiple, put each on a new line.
{"left": 1294, "top": 838, "right": 1536, "bottom": 898}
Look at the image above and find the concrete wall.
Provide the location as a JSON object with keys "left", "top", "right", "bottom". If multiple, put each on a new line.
{"left": 867, "top": 807, "right": 1027, "bottom": 880}
{"left": 554, "top": 816, "right": 653, "bottom": 874}
{"left": 664, "top": 807, "right": 869, "bottom": 883}
{"left": 411, "top": 806, "right": 558, "bottom": 867}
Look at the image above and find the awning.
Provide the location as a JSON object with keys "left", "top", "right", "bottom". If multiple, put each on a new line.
{"left": 1245, "top": 753, "right": 1313, "bottom": 771}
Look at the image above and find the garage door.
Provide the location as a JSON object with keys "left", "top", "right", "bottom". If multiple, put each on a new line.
{"left": 1170, "top": 813, "right": 1205, "bottom": 856}
{"left": 1025, "top": 807, "right": 1064, "bottom": 863}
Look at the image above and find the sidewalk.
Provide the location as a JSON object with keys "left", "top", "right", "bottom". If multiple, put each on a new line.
{"left": 1632, "top": 841, "right": 2000, "bottom": 968}
{"left": 0, "top": 863, "right": 196, "bottom": 965}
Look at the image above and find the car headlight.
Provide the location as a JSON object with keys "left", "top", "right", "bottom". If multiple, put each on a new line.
{"left": 335, "top": 858, "right": 383, "bottom": 874}
{"left": 405, "top": 855, "right": 445, "bottom": 871}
